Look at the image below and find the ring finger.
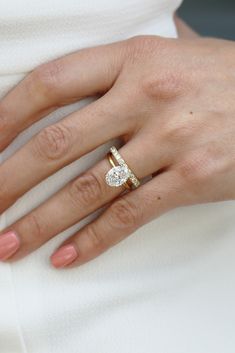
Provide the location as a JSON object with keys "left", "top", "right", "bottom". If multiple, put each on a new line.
{"left": 0, "top": 139, "right": 169, "bottom": 262}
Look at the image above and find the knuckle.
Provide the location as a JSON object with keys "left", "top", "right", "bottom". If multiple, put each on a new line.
{"left": 0, "top": 105, "right": 13, "bottom": 150}
{"left": 141, "top": 71, "right": 185, "bottom": 101}
{"left": 34, "top": 124, "right": 72, "bottom": 160}
{"left": 177, "top": 149, "right": 216, "bottom": 185}
{"left": 28, "top": 60, "right": 64, "bottom": 99}
{"left": 69, "top": 172, "right": 103, "bottom": 207}
{"left": 0, "top": 172, "right": 11, "bottom": 205}
{"left": 21, "top": 213, "right": 44, "bottom": 243}
{"left": 0, "top": 104, "right": 9, "bottom": 132}
{"left": 85, "top": 224, "right": 106, "bottom": 252}
{"left": 163, "top": 116, "right": 195, "bottom": 142}
{"left": 128, "top": 35, "right": 163, "bottom": 56}
{"left": 125, "top": 35, "right": 165, "bottom": 64}
{"left": 109, "top": 198, "right": 139, "bottom": 230}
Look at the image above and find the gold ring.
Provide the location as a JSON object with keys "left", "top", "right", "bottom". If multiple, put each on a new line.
{"left": 105, "top": 146, "right": 140, "bottom": 189}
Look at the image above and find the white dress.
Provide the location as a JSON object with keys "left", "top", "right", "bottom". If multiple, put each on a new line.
{"left": 1, "top": 1, "right": 235, "bottom": 352}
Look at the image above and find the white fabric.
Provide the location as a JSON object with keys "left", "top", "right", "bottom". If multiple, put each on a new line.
{"left": 0, "top": 1, "right": 235, "bottom": 352}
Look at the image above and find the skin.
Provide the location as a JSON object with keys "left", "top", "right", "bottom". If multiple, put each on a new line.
{"left": 174, "top": 15, "right": 199, "bottom": 39}
{"left": 0, "top": 20, "right": 235, "bottom": 268}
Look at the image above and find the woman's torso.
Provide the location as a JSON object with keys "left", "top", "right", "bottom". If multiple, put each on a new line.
{"left": 1, "top": 1, "right": 235, "bottom": 352}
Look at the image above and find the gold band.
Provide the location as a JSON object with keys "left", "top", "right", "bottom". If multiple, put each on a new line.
{"left": 107, "top": 152, "right": 116, "bottom": 168}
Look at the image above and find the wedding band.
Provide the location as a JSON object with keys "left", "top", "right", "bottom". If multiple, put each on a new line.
{"left": 105, "top": 146, "right": 140, "bottom": 189}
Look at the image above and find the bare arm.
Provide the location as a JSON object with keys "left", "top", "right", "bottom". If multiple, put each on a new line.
{"left": 174, "top": 14, "right": 200, "bottom": 38}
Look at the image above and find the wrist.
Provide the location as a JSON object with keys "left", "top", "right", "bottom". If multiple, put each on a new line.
{"left": 174, "top": 14, "right": 200, "bottom": 38}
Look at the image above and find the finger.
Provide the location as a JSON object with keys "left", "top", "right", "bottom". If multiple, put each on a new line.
{"left": 0, "top": 100, "right": 171, "bottom": 214}
{"left": 0, "top": 159, "right": 120, "bottom": 261}
{"left": 0, "top": 88, "right": 132, "bottom": 213}
{"left": 0, "top": 139, "right": 168, "bottom": 262}
{"left": 50, "top": 169, "right": 186, "bottom": 268}
{"left": 0, "top": 39, "right": 127, "bottom": 150}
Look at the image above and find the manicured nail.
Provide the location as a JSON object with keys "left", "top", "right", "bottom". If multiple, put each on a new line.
{"left": 0, "top": 231, "right": 20, "bottom": 261}
{"left": 51, "top": 244, "right": 78, "bottom": 268}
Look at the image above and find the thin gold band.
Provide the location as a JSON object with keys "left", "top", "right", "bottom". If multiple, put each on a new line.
{"left": 107, "top": 152, "right": 116, "bottom": 168}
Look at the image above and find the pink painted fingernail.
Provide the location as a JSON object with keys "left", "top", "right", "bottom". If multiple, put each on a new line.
{"left": 0, "top": 231, "right": 20, "bottom": 261}
{"left": 51, "top": 244, "right": 78, "bottom": 268}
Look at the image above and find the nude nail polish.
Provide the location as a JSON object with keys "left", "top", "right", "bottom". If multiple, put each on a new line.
{"left": 51, "top": 244, "right": 78, "bottom": 268}
{"left": 0, "top": 231, "right": 20, "bottom": 261}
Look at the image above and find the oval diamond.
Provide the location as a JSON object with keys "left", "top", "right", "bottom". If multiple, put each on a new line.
{"left": 105, "top": 165, "right": 130, "bottom": 187}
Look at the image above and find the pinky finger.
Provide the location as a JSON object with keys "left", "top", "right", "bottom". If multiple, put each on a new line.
{"left": 50, "top": 170, "right": 186, "bottom": 268}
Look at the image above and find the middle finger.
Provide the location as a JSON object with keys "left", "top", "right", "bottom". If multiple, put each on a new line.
{"left": 0, "top": 91, "right": 132, "bottom": 213}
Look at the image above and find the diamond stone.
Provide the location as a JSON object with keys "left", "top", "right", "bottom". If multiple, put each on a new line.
{"left": 105, "top": 165, "right": 130, "bottom": 187}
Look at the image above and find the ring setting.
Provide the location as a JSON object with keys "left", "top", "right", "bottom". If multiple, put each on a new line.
{"left": 105, "top": 165, "right": 130, "bottom": 187}
{"left": 105, "top": 146, "right": 140, "bottom": 189}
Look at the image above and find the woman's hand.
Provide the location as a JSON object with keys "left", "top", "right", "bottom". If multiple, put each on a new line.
{"left": 0, "top": 35, "right": 235, "bottom": 268}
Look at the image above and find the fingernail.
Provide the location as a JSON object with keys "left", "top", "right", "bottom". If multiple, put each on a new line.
{"left": 51, "top": 244, "right": 78, "bottom": 268}
{"left": 0, "top": 231, "right": 20, "bottom": 261}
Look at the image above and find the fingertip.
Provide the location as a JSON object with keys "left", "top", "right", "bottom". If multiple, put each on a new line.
{"left": 0, "top": 230, "right": 20, "bottom": 261}
{"left": 50, "top": 244, "right": 78, "bottom": 269}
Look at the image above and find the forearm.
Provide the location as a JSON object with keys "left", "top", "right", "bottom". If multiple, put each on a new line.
{"left": 174, "top": 14, "right": 199, "bottom": 38}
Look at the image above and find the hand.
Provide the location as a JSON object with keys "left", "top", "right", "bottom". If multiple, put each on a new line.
{"left": 0, "top": 35, "right": 235, "bottom": 268}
